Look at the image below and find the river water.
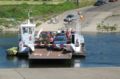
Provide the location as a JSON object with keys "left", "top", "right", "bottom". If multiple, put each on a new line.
{"left": 0, "top": 32, "right": 120, "bottom": 68}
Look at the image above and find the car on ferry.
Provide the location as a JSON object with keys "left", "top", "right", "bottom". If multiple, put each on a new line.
{"left": 52, "top": 33, "right": 67, "bottom": 50}
{"left": 35, "top": 32, "right": 48, "bottom": 47}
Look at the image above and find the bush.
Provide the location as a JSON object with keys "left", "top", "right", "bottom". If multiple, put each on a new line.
{"left": 36, "top": 22, "right": 42, "bottom": 27}
{"left": 0, "top": 26, "right": 4, "bottom": 32}
{"left": 97, "top": 23, "right": 118, "bottom": 32}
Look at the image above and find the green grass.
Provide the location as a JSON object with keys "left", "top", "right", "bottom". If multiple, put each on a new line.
{"left": 0, "top": 0, "right": 65, "bottom": 5}
{"left": 0, "top": 0, "right": 95, "bottom": 20}
{"left": 0, "top": 0, "right": 95, "bottom": 29}
{"left": 79, "top": 0, "right": 95, "bottom": 7}
{"left": 0, "top": 2, "right": 78, "bottom": 20}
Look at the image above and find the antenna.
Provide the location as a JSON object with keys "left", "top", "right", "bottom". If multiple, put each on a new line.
{"left": 27, "top": 9, "right": 32, "bottom": 24}
{"left": 28, "top": 9, "right": 32, "bottom": 19}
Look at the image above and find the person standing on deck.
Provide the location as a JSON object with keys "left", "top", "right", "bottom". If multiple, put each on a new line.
{"left": 66, "top": 29, "right": 71, "bottom": 41}
{"left": 47, "top": 33, "right": 54, "bottom": 53}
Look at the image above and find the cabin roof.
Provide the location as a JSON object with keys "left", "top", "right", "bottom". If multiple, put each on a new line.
{"left": 20, "top": 22, "right": 36, "bottom": 27}
{"left": 20, "top": 20, "right": 36, "bottom": 27}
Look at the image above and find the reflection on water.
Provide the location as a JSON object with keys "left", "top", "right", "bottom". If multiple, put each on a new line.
{"left": 29, "top": 59, "right": 72, "bottom": 68}
{"left": 0, "top": 32, "right": 120, "bottom": 68}
{"left": 73, "top": 59, "right": 81, "bottom": 68}
{"left": 6, "top": 56, "right": 29, "bottom": 68}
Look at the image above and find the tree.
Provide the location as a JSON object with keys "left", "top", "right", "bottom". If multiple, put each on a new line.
{"left": 67, "top": 0, "right": 80, "bottom": 6}
{"left": 76, "top": 0, "right": 79, "bottom": 6}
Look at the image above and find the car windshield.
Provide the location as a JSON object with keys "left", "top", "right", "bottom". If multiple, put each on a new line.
{"left": 67, "top": 14, "right": 74, "bottom": 18}
{"left": 39, "top": 32, "right": 48, "bottom": 38}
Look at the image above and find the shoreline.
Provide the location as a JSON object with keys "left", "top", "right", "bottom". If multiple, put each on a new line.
{"left": 2, "top": 29, "right": 120, "bottom": 33}
{"left": 1, "top": 1, "right": 120, "bottom": 33}
{"left": 0, "top": 67, "right": 120, "bottom": 79}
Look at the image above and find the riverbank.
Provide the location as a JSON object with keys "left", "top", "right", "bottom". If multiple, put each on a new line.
{"left": 1, "top": 1, "right": 120, "bottom": 33}
{"left": 0, "top": 67, "right": 120, "bottom": 79}
{"left": 34, "top": 1, "right": 120, "bottom": 33}
{"left": 38, "top": 1, "right": 120, "bottom": 32}
{"left": 0, "top": 0, "right": 96, "bottom": 32}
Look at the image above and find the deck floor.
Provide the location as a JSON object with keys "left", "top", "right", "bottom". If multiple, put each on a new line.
{"left": 29, "top": 48, "right": 72, "bottom": 59}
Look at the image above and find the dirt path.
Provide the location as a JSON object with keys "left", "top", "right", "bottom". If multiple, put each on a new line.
{"left": 36, "top": 1, "right": 120, "bottom": 32}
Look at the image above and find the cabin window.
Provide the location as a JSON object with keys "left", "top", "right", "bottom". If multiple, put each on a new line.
{"left": 29, "top": 27, "right": 32, "bottom": 34}
{"left": 23, "top": 27, "right": 28, "bottom": 33}
{"left": 75, "top": 39, "right": 79, "bottom": 47}
{"left": 22, "top": 27, "right": 33, "bottom": 34}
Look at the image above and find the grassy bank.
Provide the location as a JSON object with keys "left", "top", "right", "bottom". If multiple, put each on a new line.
{"left": 0, "top": 0, "right": 95, "bottom": 31}
{"left": 0, "top": 3, "right": 77, "bottom": 20}
{"left": 0, "top": 0, "right": 65, "bottom": 5}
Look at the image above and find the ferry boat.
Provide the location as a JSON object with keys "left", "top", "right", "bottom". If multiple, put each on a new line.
{"left": 16, "top": 11, "right": 85, "bottom": 59}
